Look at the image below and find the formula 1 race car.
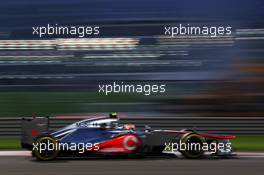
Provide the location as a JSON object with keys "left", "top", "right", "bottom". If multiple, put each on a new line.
{"left": 31, "top": 113, "right": 236, "bottom": 160}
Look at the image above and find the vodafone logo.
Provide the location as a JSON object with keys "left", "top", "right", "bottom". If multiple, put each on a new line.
{"left": 123, "top": 135, "right": 139, "bottom": 151}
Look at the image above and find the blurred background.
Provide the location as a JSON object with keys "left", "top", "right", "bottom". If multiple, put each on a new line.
{"left": 0, "top": 0, "right": 263, "bottom": 119}
{"left": 0, "top": 0, "right": 263, "bottom": 152}
{"left": 1, "top": 2, "right": 264, "bottom": 174}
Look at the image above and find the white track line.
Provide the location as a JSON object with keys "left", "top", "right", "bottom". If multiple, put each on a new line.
{"left": 0, "top": 151, "right": 31, "bottom": 156}
{"left": 236, "top": 152, "right": 264, "bottom": 158}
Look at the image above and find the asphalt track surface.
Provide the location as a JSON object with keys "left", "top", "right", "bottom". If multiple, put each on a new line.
{"left": 0, "top": 152, "right": 264, "bottom": 175}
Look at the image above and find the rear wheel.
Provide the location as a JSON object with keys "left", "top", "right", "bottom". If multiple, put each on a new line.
{"left": 32, "top": 135, "right": 59, "bottom": 161}
{"left": 180, "top": 133, "right": 205, "bottom": 159}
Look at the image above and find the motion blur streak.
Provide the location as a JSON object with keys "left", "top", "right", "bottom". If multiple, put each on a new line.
{"left": 0, "top": 38, "right": 139, "bottom": 50}
{"left": 0, "top": 0, "right": 263, "bottom": 122}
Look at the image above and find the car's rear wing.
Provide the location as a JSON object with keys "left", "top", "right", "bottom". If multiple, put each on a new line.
{"left": 21, "top": 117, "right": 49, "bottom": 149}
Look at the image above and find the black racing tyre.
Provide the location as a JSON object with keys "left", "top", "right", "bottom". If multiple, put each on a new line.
{"left": 206, "top": 139, "right": 219, "bottom": 155}
{"left": 180, "top": 133, "right": 205, "bottom": 159}
{"left": 32, "top": 135, "right": 59, "bottom": 161}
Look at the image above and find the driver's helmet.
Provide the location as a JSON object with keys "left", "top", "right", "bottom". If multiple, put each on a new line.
{"left": 109, "top": 112, "right": 117, "bottom": 118}
{"left": 123, "top": 123, "right": 135, "bottom": 130}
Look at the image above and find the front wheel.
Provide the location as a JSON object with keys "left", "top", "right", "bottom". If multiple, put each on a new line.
{"left": 180, "top": 133, "right": 205, "bottom": 159}
{"left": 32, "top": 135, "right": 59, "bottom": 161}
